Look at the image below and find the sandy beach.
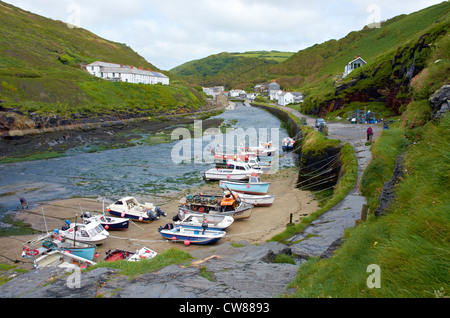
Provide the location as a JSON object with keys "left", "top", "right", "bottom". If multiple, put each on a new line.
{"left": 0, "top": 167, "right": 319, "bottom": 270}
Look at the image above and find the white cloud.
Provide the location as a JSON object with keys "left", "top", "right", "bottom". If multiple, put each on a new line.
{"left": 2, "top": 0, "right": 446, "bottom": 70}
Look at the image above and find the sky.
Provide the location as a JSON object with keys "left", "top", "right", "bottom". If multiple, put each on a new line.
{"left": 3, "top": 0, "right": 446, "bottom": 70}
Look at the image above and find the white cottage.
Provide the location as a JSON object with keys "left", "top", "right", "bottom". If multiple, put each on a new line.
{"left": 278, "top": 92, "right": 294, "bottom": 106}
{"left": 86, "top": 61, "right": 169, "bottom": 85}
{"left": 343, "top": 54, "right": 367, "bottom": 78}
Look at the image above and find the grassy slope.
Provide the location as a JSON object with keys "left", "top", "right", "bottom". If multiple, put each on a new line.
{"left": 170, "top": 52, "right": 280, "bottom": 90}
{"left": 170, "top": 2, "right": 449, "bottom": 108}
{"left": 0, "top": 1, "right": 205, "bottom": 117}
{"left": 284, "top": 15, "right": 449, "bottom": 298}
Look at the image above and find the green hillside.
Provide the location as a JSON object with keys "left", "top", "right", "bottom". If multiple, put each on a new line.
{"left": 170, "top": 52, "right": 280, "bottom": 90}
{"left": 281, "top": 2, "right": 450, "bottom": 298}
{"left": 0, "top": 1, "right": 206, "bottom": 122}
{"left": 170, "top": 1, "right": 449, "bottom": 113}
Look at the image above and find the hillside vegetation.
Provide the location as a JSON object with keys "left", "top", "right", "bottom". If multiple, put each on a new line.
{"left": 0, "top": 1, "right": 206, "bottom": 122}
{"left": 170, "top": 52, "right": 280, "bottom": 90}
{"left": 171, "top": 1, "right": 449, "bottom": 119}
{"left": 284, "top": 5, "right": 449, "bottom": 297}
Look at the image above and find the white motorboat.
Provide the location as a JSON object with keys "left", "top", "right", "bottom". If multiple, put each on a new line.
{"left": 174, "top": 212, "right": 234, "bottom": 231}
{"left": 60, "top": 220, "right": 109, "bottom": 245}
{"left": 81, "top": 211, "right": 129, "bottom": 231}
{"left": 228, "top": 157, "right": 272, "bottom": 173}
{"left": 107, "top": 196, "right": 167, "bottom": 223}
{"left": 204, "top": 161, "right": 263, "bottom": 181}
{"left": 231, "top": 191, "right": 274, "bottom": 207}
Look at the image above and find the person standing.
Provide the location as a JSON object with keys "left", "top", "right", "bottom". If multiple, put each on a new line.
{"left": 19, "top": 197, "right": 28, "bottom": 210}
{"left": 367, "top": 127, "right": 373, "bottom": 141}
{"left": 201, "top": 215, "right": 208, "bottom": 234}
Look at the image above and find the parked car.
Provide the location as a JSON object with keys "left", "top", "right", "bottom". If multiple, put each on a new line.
{"left": 315, "top": 118, "right": 326, "bottom": 128}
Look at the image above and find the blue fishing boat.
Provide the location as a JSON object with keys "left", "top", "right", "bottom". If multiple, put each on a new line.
{"left": 158, "top": 224, "right": 226, "bottom": 245}
{"left": 220, "top": 174, "right": 270, "bottom": 195}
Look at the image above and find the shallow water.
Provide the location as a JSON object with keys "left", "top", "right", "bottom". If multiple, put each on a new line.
{"left": 0, "top": 104, "right": 297, "bottom": 214}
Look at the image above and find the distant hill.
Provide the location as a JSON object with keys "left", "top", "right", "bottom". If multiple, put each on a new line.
{"left": 170, "top": 52, "right": 282, "bottom": 90}
{"left": 0, "top": 1, "right": 206, "bottom": 124}
{"left": 170, "top": 51, "right": 294, "bottom": 90}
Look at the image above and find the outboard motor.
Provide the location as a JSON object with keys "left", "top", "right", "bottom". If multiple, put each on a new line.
{"left": 158, "top": 223, "right": 174, "bottom": 232}
{"left": 61, "top": 220, "right": 70, "bottom": 231}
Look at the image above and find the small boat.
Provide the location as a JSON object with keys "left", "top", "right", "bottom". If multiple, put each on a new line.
{"left": 81, "top": 211, "right": 129, "bottom": 231}
{"left": 282, "top": 137, "right": 296, "bottom": 151}
{"left": 204, "top": 161, "right": 263, "bottom": 181}
{"left": 232, "top": 192, "right": 275, "bottom": 207}
{"left": 244, "top": 142, "right": 277, "bottom": 158}
{"left": 220, "top": 174, "right": 271, "bottom": 195}
{"left": 107, "top": 197, "right": 167, "bottom": 223}
{"left": 228, "top": 157, "right": 272, "bottom": 173}
{"left": 179, "top": 192, "right": 253, "bottom": 220}
{"left": 22, "top": 232, "right": 97, "bottom": 261}
{"left": 33, "top": 250, "right": 96, "bottom": 269}
{"left": 104, "top": 247, "right": 157, "bottom": 262}
{"left": 60, "top": 220, "right": 109, "bottom": 245}
{"left": 158, "top": 224, "right": 226, "bottom": 245}
{"left": 174, "top": 212, "right": 234, "bottom": 231}
{"left": 213, "top": 152, "right": 251, "bottom": 165}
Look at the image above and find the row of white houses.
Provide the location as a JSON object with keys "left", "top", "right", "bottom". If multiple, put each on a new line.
{"left": 85, "top": 61, "right": 170, "bottom": 85}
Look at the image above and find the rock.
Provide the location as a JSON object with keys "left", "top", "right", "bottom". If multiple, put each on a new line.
{"left": 0, "top": 241, "right": 299, "bottom": 298}
{"left": 374, "top": 154, "right": 405, "bottom": 217}
{"left": 430, "top": 85, "right": 450, "bottom": 120}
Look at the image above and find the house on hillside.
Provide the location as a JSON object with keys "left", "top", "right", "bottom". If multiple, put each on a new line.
{"left": 291, "top": 92, "right": 304, "bottom": 103}
{"left": 268, "top": 81, "right": 281, "bottom": 99}
{"left": 278, "top": 92, "right": 294, "bottom": 106}
{"left": 343, "top": 54, "right": 367, "bottom": 78}
{"left": 86, "top": 61, "right": 169, "bottom": 85}
{"left": 203, "top": 86, "right": 225, "bottom": 97}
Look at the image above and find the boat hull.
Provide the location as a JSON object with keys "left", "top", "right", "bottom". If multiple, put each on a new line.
{"left": 108, "top": 209, "right": 153, "bottom": 223}
{"left": 235, "top": 193, "right": 274, "bottom": 207}
{"left": 220, "top": 180, "right": 270, "bottom": 195}
{"left": 160, "top": 227, "right": 226, "bottom": 245}
{"left": 175, "top": 213, "right": 234, "bottom": 231}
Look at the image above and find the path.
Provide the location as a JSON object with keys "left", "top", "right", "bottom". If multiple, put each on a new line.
{"left": 277, "top": 105, "right": 381, "bottom": 258}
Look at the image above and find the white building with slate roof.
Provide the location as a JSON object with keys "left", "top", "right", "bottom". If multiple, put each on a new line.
{"left": 86, "top": 61, "right": 169, "bottom": 85}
